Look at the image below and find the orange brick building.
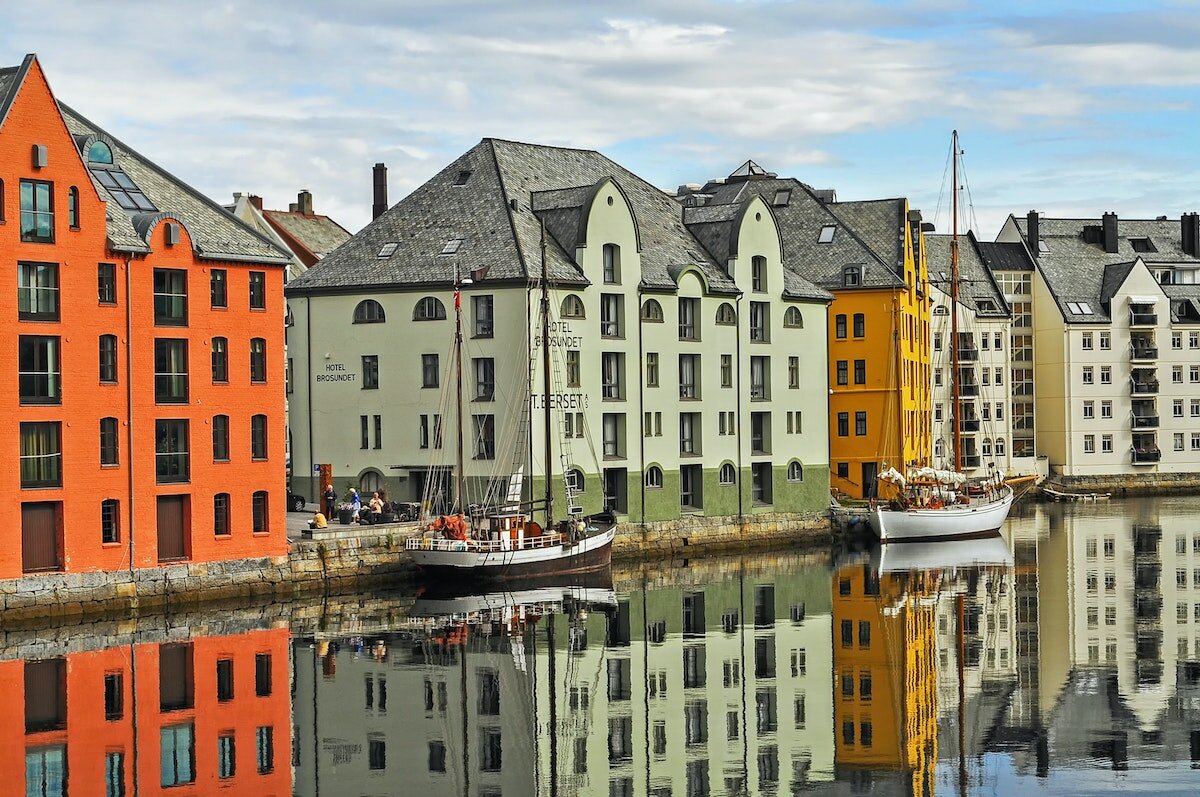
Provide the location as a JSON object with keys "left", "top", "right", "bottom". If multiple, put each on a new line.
{"left": 0, "top": 54, "right": 289, "bottom": 578}
{"left": 0, "top": 627, "right": 291, "bottom": 795}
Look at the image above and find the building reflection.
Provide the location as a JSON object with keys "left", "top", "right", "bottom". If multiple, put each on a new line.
{"left": 7, "top": 627, "right": 291, "bottom": 796}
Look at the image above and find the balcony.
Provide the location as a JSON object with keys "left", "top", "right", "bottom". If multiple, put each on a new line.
{"left": 959, "top": 383, "right": 980, "bottom": 397}
{"left": 1130, "top": 379, "right": 1160, "bottom": 396}
{"left": 958, "top": 348, "right": 979, "bottom": 362}
{"left": 1130, "top": 338, "right": 1158, "bottom": 361}
{"left": 1131, "top": 447, "right": 1162, "bottom": 464}
{"left": 960, "top": 418, "right": 981, "bottom": 432}
{"left": 1129, "top": 311, "right": 1158, "bottom": 327}
{"left": 1132, "top": 414, "right": 1160, "bottom": 429}
{"left": 960, "top": 454, "right": 982, "bottom": 468}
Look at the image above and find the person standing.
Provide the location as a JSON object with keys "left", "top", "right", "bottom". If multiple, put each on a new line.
{"left": 324, "top": 483, "right": 336, "bottom": 518}
{"left": 350, "top": 488, "right": 362, "bottom": 520}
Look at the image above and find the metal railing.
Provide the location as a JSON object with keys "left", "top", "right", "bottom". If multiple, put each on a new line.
{"left": 1131, "top": 448, "right": 1162, "bottom": 464}
{"left": 406, "top": 533, "right": 567, "bottom": 553}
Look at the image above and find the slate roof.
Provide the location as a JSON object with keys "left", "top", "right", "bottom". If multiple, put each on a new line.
{"left": 262, "top": 209, "right": 352, "bottom": 259}
{"left": 828, "top": 198, "right": 907, "bottom": 272}
{"left": 925, "top": 232, "right": 1010, "bottom": 318}
{"left": 690, "top": 176, "right": 902, "bottom": 291}
{"left": 976, "top": 240, "right": 1034, "bottom": 272}
{"left": 1012, "top": 215, "right": 1200, "bottom": 323}
{"left": 0, "top": 58, "right": 28, "bottom": 128}
{"left": 287, "top": 138, "right": 829, "bottom": 301}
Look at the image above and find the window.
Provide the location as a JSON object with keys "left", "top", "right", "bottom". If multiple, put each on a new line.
{"left": 19, "top": 335, "right": 60, "bottom": 404}
{"left": 20, "top": 422, "right": 62, "bottom": 488}
{"left": 837, "top": 413, "right": 849, "bottom": 437}
{"left": 680, "top": 413, "right": 700, "bottom": 455}
{"left": 645, "top": 352, "right": 659, "bottom": 387}
{"left": 18, "top": 262, "right": 59, "bottom": 320}
{"left": 1100, "top": 366, "right": 1111, "bottom": 384}
{"left": 473, "top": 415, "right": 496, "bottom": 459}
{"left": 749, "top": 301, "right": 768, "bottom": 341}
{"left": 1174, "top": 365, "right": 1184, "bottom": 384}
{"left": 1083, "top": 400, "right": 1094, "bottom": 419}
{"left": 359, "top": 354, "right": 379, "bottom": 390}
{"left": 250, "top": 338, "right": 267, "bottom": 383}
{"left": 818, "top": 225, "right": 836, "bottom": 244}
{"left": 428, "top": 741, "right": 447, "bottom": 773}
{"left": 1192, "top": 331, "right": 1200, "bottom": 350}
{"left": 837, "top": 462, "right": 849, "bottom": 479}
{"left": 1082, "top": 331, "right": 1093, "bottom": 350}
{"left": 679, "top": 354, "right": 699, "bottom": 399}
{"left": 1101, "top": 400, "right": 1112, "bottom": 419}
{"left": 789, "top": 356, "right": 800, "bottom": 389}
{"left": 855, "top": 411, "right": 867, "bottom": 436}
{"left": 1192, "top": 365, "right": 1200, "bottom": 384}
{"left": 161, "top": 724, "right": 195, "bottom": 787}
{"left": 255, "top": 653, "right": 272, "bottom": 696}
{"left": 211, "top": 337, "right": 228, "bottom": 383}
{"left": 101, "top": 498, "right": 120, "bottom": 543}
{"left": 413, "top": 296, "right": 446, "bottom": 320}
{"left": 854, "top": 359, "right": 866, "bottom": 384}
{"left": 1100, "top": 331, "right": 1110, "bottom": 350}
{"left": 751, "top": 255, "right": 767, "bottom": 292}
{"left": 715, "top": 302, "right": 736, "bottom": 325}
{"left": 602, "top": 352, "right": 623, "bottom": 399}
{"left": 641, "top": 298, "right": 663, "bottom": 322}
{"left": 154, "top": 339, "right": 189, "bottom": 403}
{"left": 784, "top": 306, "right": 803, "bottom": 328}
{"left": 213, "top": 493, "right": 230, "bottom": 536}
{"left": 836, "top": 360, "right": 848, "bottom": 386}
{"left": 354, "top": 298, "right": 385, "bottom": 323}
{"left": 19, "top": 180, "right": 54, "bottom": 242}
{"left": 100, "top": 417, "right": 119, "bottom": 466}
{"left": 751, "top": 412, "right": 770, "bottom": 454}
{"left": 678, "top": 297, "right": 698, "bottom": 340}
{"left": 853, "top": 313, "right": 865, "bottom": 337}
{"left": 566, "top": 349, "right": 580, "bottom": 387}
{"left": 419, "top": 414, "right": 443, "bottom": 449}
{"left": 561, "top": 294, "right": 585, "bottom": 318}
{"left": 153, "top": 269, "right": 188, "bottom": 326}
{"left": 934, "top": 332, "right": 943, "bottom": 351}
{"left": 1083, "top": 434, "right": 1095, "bottom": 454}
{"left": 252, "top": 491, "right": 269, "bottom": 533}
{"left": 835, "top": 314, "right": 847, "bottom": 339}
{"left": 205, "top": 271, "right": 227, "bottom": 312}
{"left": 603, "top": 243, "right": 621, "bottom": 284}
{"left": 750, "top": 356, "right": 769, "bottom": 399}
{"left": 719, "top": 462, "right": 736, "bottom": 485}
{"left": 470, "top": 294, "right": 494, "bottom": 337}
{"left": 787, "top": 461, "right": 803, "bottom": 482}
{"left": 248, "top": 272, "right": 266, "bottom": 309}
{"left": 645, "top": 466, "right": 663, "bottom": 489}
{"left": 602, "top": 413, "right": 623, "bottom": 458}
{"left": 1176, "top": 399, "right": 1186, "bottom": 418}
{"left": 601, "top": 294, "right": 622, "bottom": 337}
{"left": 97, "top": 262, "right": 117, "bottom": 304}
{"left": 218, "top": 734, "right": 235, "bottom": 779}
{"left": 480, "top": 729, "right": 502, "bottom": 772}
{"left": 842, "top": 265, "right": 861, "bottom": 287}
{"left": 251, "top": 414, "right": 268, "bottom": 460}
{"left": 1101, "top": 434, "right": 1113, "bottom": 453}
{"left": 256, "top": 726, "right": 274, "bottom": 774}
{"left": 720, "top": 354, "right": 733, "bottom": 387}
{"left": 419, "top": 353, "right": 440, "bottom": 387}
{"left": 155, "top": 420, "right": 189, "bottom": 483}
{"left": 368, "top": 735, "right": 386, "bottom": 771}
{"left": 1082, "top": 366, "right": 1093, "bottom": 384}
{"left": 566, "top": 468, "right": 584, "bottom": 493}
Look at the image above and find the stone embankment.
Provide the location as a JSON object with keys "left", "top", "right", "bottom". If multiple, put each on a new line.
{"left": 0, "top": 512, "right": 830, "bottom": 622}
{"left": 1043, "top": 472, "right": 1200, "bottom": 496}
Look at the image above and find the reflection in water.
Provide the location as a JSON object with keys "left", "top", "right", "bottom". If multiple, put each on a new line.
{"left": 8, "top": 497, "right": 1200, "bottom": 795}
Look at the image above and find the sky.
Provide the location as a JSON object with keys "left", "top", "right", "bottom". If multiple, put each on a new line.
{"left": 6, "top": 0, "right": 1200, "bottom": 238}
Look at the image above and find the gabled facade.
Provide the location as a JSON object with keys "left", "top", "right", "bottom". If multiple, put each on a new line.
{"left": 680, "top": 170, "right": 932, "bottom": 498}
{"left": 1, "top": 54, "right": 289, "bottom": 580}
{"left": 227, "top": 190, "right": 352, "bottom": 282}
{"left": 286, "top": 140, "right": 832, "bottom": 523}
{"left": 997, "top": 211, "right": 1200, "bottom": 478}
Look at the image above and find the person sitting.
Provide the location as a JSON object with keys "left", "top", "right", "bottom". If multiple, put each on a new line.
{"left": 359, "top": 492, "right": 385, "bottom": 524}
{"left": 309, "top": 511, "right": 328, "bottom": 530}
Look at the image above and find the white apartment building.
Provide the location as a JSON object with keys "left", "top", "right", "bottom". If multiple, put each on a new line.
{"left": 996, "top": 211, "right": 1200, "bottom": 479}
{"left": 285, "top": 139, "right": 832, "bottom": 523}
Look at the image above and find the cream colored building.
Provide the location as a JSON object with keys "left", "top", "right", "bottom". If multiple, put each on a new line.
{"left": 285, "top": 139, "right": 832, "bottom": 523}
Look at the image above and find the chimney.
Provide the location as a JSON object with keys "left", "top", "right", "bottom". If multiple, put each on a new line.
{"left": 249, "top": 194, "right": 263, "bottom": 211}
{"left": 297, "top": 190, "right": 314, "bottom": 215}
{"left": 1182, "top": 212, "right": 1200, "bottom": 257}
{"left": 1102, "top": 211, "right": 1118, "bottom": 254}
{"left": 288, "top": 202, "right": 298, "bottom": 212}
{"left": 1026, "top": 210, "right": 1040, "bottom": 257}
{"left": 372, "top": 163, "right": 388, "bottom": 220}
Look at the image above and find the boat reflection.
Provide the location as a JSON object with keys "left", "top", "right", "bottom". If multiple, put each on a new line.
{"left": 9, "top": 626, "right": 290, "bottom": 796}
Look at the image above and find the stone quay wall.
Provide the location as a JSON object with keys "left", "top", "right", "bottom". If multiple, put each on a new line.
{"left": 0, "top": 512, "right": 832, "bottom": 622}
{"left": 1045, "top": 471, "right": 1200, "bottom": 496}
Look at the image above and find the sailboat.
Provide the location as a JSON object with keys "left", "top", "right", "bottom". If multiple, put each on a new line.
{"left": 868, "top": 130, "right": 1014, "bottom": 542}
{"left": 405, "top": 222, "right": 616, "bottom": 580}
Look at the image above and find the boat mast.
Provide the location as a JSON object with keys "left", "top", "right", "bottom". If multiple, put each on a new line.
{"left": 540, "top": 221, "right": 555, "bottom": 525}
{"left": 454, "top": 268, "right": 468, "bottom": 513}
{"left": 950, "top": 129, "right": 962, "bottom": 473}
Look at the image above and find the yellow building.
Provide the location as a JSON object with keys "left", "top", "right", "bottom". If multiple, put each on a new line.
{"left": 831, "top": 562, "right": 939, "bottom": 794}
{"left": 680, "top": 170, "right": 930, "bottom": 499}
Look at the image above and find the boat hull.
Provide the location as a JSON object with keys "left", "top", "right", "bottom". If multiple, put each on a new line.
{"left": 868, "top": 487, "right": 1013, "bottom": 543}
{"left": 407, "top": 527, "right": 614, "bottom": 582}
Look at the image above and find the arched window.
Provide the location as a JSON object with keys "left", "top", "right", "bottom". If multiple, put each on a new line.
{"left": 787, "top": 461, "right": 804, "bottom": 482}
{"left": 641, "top": 299, "right": 663, "bottom": 323}
{"left": 715, "top": 302, "right": 736, "bottom": 325}
{"left": 68, "top": 186, "right": 79, "bottom": 229}
{"left": 784, "top": 306, "right": 803, "bottom": 328}
{"left": 933, "top": 305, "right": 949, "bottom": 316}
{"left": 644, "top": 466, "right": 663, "bottom": 489}
{"left": 354, "top": 299, "right": 386, "bottom": 324}
{"left": 360, "top": 469, "right": 383, "bottom": 495}
{"left": 751, "top": 255, "right": 767, "bottom": 292}
{"left": 996, "top": 438, "right": 1006, "bottom": 456}
{"left": 561, "top": 294, "right": 585, "bottom": 319}
{"left": 413, "top": 296, "right": 446, "bottom": 321}
{"left": 981, "top": 438, "right": 993, "bottom": 457}
{"left": 602, "top": 243, "right": 621, "bottom": 284}
{"left": 567, "top": 468, "right": 585, "bottom": 493}
{"left": 843, "top": 265, "right": 862, "bottom": 287}
{"left": 87, "top": 141, "right": 114, "bottom": 164}
{"left": 719, "top": 463, "right": 736, "bottom": 485}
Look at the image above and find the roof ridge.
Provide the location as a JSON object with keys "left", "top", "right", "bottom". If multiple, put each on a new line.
{"left": 486, "top": 137, "right": 603, "bottom": 156}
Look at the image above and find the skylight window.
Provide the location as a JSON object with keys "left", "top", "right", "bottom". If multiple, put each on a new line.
{"left": 440, "top": 238, "right": 463, "bottom": 255}
{"left": 378, "top": 242, "right": 398, "bottom": 258}
{"left": 1066, "top": 301, "right": 1093, "bottom": 315}
{"left": 772, "top": 189, "right": 791, "bottom": 207}
{"left": 453, "top": 170, "right": 472, "bottom": 186}
{"left": 1038, "top": 240, "right": 1049, "bottom": 253}
{"left": 1130, "top": 237, "right": 1156, "bottom": 253}
{"left": 818, "top": 225, "right": 836, "bottom": 244}
{"left": 89, "top": 162, "right": 156, "bottom": 213}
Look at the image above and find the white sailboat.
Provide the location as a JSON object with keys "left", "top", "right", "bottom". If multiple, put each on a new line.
{"left": 868, "top": 130, "right": 1015, "bottom": 542}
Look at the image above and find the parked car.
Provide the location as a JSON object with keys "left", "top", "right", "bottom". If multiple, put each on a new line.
{"left": 288, "top": 490, "right": 307, "bottom": 512}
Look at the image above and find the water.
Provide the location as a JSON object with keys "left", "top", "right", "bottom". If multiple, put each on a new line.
{"left": 10, "top": 497, "right": 1200, "bottom": 796}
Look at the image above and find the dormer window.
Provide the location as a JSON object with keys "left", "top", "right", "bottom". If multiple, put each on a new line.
{"left": 977, "top": 299, "right": 997, "bottom": 313}
{"left": 453, "top": 170, "right": 472, "bottom": 186}
{"left": 842, "top": 265, "right": 862, "bottom": 287}
{"left": 87, "top": 141, "right": 113, "bottom": 164}
{"left": 1130, "top": 237, "right": 1156, "bottom": 253}
{"left": 818, "top": 225, "right": 836, "bottom": 244}
{"left": 772, "top": 190, "right": 791, "bottom": 207}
